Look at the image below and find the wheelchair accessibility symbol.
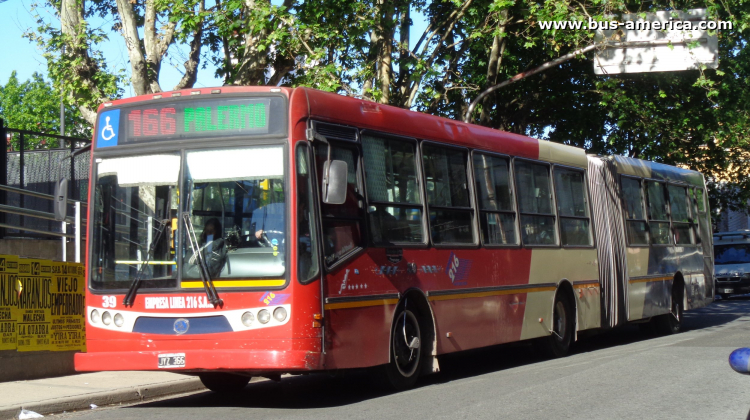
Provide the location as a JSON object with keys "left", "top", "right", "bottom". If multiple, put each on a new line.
{"left": 97, "top": 109, "right": 120, "bottom": 148}
{"left": 101, "top": 117, "right": 116, "bottom": 140}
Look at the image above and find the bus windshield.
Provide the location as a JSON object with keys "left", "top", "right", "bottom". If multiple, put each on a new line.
{"left": 90, "top": 146, "right": 287, "bottom": 291}
{"left": 182, "top": 146, "right": 286, "bottom": 280}
{"left": 714, "top": 244, "right": 750, "bottom": 265}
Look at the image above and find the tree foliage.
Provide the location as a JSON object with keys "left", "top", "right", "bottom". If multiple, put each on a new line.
{"left": 23, "top": 0, "right": 750, "bottom": 214}
{"left": 0, "top": 71, "right": 91, "bottom": 149}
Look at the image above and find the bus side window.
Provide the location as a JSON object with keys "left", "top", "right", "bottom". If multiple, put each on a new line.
{"left": 554, "top": 167, "right": 592, "bottom": 246}
{"left": 296, "top": 143, "right": 319, "bottom": 283}
{"left": 621, "top": 177, "right": 649, "bottom": 245}
{"left": 314, "top": 143, "right": 364, "bottom": 266}
{"left": 646, "top": 181, "right": 671, "bottom": 245}
{"left": 692, "top": 188, "right": 704, "bottom": 244}
{"left": 668, "top": 185, "right": 693, "bottom": 245}
{"left": 473, "top": 153, "right": 517, "bottom": 245}
{"left": 515, "top": 160, "right": 556, "bottom": 246}
{"left": 421, "top": 144, "right": 474, "bottom": 244}
{"left": 361, "top": 134, "right": 424, "bottom": 245}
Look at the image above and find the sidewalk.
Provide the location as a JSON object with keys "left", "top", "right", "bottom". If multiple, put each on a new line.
{"left": 0, "top": 371, "right": 207, "bottom": 419}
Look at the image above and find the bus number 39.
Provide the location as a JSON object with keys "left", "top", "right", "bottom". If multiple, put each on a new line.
{"left": 102, "top": 296, "right": 117, "bottom": 308}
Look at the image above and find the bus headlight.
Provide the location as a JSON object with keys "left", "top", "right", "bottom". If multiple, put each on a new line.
{"left": 273, "top": 307, "right": 287, "bottom": 322}
{"left": 258, "top": 309, "right": 271, "bottom": 324}
{"left": 102, "top": 311, "right": 112, "bottom": 326}
{"left": 241, "top": 311, "right": 255, "bottom": 327}
{"left": 90, "top": 309, "right": 100, "bottom": 324}
{"left": 114, "top": 313, "right": 124, "bottom": 327}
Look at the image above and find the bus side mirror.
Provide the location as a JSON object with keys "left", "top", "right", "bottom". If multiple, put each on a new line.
{"left": 322, "top": 160, "right": 348, "bottom": 205}
{"left": 54, "top": 178, "right": 69, "bottom": 222}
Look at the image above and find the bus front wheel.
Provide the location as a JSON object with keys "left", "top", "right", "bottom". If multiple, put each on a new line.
{"left": 199, "top": 372, "right": 251, "bottom": 393}
{"left": 383, "top": 308, "right": 423, "bottom": 391}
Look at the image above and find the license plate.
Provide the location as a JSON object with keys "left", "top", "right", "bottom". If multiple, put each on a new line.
{"left": 158, "top": 353, "right": 186, "bottom": 368}
{"left": 724, "top": 289, "right": 734, "bottom": 294}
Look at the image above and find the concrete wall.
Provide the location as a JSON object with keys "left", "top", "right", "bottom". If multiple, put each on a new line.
{"left": 0, "top": 239, "right": 84, "bottom": 263}
{"left": 0, "top": 351, "right": 77, "bottom": 382}
{"left": 0, "top": 238, "right": 84, "bottom": 382}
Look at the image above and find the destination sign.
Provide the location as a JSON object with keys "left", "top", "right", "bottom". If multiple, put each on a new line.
{"left": 96, "top": 96, "right": 285, "bottom": 148}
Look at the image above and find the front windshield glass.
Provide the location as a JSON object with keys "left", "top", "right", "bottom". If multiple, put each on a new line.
{"left": 90, "top": 155, "right": 179, "bottom": 290}
{"left": 182, "top": 146, "right": 286, "bottom": 280}
{"left": 715, "top": 244, "right": 750, "bottom": 265}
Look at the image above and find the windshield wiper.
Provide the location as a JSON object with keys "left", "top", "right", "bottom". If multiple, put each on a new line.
{"left": 183, "top": 213, "right": 224, "bottom": 308}
{"left": 123, "top": 218, "right": 170, "bottom": 306}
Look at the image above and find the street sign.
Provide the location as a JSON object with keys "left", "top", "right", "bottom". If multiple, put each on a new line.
{"left": 593, "top": 9, "right": 719, "bottom": 75}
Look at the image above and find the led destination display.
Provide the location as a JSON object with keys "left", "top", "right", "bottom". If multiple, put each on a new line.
{"left": 96, "top": 96, "right": 285, "bottom": 148}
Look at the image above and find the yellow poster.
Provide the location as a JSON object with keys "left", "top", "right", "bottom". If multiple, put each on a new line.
{"left": 49, "top": 262, "right": 86, "bottom": 351}
{"left": 0, "top": 255, "right": 19, "bottom": 351}
{"left": 16, "top": 259, "right": 53, "bottom": 351}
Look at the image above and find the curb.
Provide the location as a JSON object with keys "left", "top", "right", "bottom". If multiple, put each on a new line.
{"left": 0, "top": 377, "right": 206, "bottom": 420}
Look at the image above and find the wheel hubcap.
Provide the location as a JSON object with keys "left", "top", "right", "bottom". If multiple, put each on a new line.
{"left": 554, "top": 301, "right": 567, "bottom": 340}
{"left": 393, "top": 310, "right": 421, "bottom": 377}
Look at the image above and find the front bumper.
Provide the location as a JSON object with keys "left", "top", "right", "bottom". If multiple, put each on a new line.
{"left": 75, "top": 348, "right": 322, "bottom": 373}
{"left": 715, "top": 277, "right": 750, "bottom": 295}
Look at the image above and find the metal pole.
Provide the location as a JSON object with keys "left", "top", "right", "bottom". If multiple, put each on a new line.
{"left": 19, "top": 132, "right": 24, "bottom": 230}
{"left": 75, "top": 201, "right": 81, "bottom": 263}
{"left": 62, "top": 220, "right": 67, "bottom": 262}
{"left": 0, "top": 118, "right": 6, "bottom": 239}
{"left": 69, "top": 136, "right": 75, "bottom": 200}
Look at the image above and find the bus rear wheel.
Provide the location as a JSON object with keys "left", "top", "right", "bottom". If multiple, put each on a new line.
{"left": 383, "top": 308, "right": 423, "bottom": 391}
{"left": 199, "top": 372, "right": 251, "bottom": 393}
{"left": 655, "top": 283, "right": 684, "bottom": 335}
{"left": 537, "top": 293, "right": 574, "bottom": 358}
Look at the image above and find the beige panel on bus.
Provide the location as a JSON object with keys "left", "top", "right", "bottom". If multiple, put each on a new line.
{"left": 537, "top": 140, "right": 588, "bottom": 168}
{"left": 520, "top": 248, "right": 600, "bottom": 340}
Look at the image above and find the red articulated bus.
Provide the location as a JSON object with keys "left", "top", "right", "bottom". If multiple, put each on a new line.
{"left": 73, "top": 86, "right": 714, "bottom": 391}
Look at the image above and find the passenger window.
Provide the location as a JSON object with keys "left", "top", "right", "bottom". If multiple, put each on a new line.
{"left": 646, "top": 181, "right": 670, "bottom": 245}
{"left": 668, "top": 185, "right": 693, "bottom": 245}
{"left": 362, "top": 134, "right": 424, "bottom": 245}
{"left": 621, "top": 177, "right": 648, "bottom": 245}
{"left": 422, "top": 144, "right": 474, "bottom": 244}
{"left": 695, "top": 188, "right": 706, "bottom": 212}
{"left": 515, "top": 160, "right": 556, "bottom": 245}
{"left": 691, "top": 188, "right": 703, "bottom": 244}
{"left": 315, "top": 143, "right": 364, "bottom": 266}
{"left": 554, "top": 168, "right": 592, "bottom": 246}
{"left": 296, "top": 144, "right": 319, "bottom": 283}
{"left": 473, "top": 153, "right": 517, "bottom": 245}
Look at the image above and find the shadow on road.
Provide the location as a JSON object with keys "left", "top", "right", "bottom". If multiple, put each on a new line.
{"left": 128, "top": 298, "right": 750, "bottom": 411}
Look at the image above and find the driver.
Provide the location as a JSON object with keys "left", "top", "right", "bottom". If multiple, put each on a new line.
{"left": 200, "top": 218, "right": 222, "bottom": 253}
{"left": 252, "top": 202, "right": 285, "bottom": 247}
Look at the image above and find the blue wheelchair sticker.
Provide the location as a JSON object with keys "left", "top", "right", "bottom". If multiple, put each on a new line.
{"left": 97, "top": 109, "right": 120, "bottom": 147}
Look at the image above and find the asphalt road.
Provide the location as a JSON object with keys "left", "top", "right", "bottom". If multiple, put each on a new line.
{"left": 62, "top": 297, "right": 750, "bottom": 420}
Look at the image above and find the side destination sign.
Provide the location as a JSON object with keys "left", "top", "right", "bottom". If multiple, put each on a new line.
{"left": 96, "top": 96, "right": 285, "bottom": 148}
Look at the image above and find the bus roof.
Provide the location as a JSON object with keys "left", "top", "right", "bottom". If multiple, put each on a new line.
{"left": 611, "top": 155, "right": 705, "bottom": 187}
{"left": 298, "top": 87, "right": 588, "bottom": 168}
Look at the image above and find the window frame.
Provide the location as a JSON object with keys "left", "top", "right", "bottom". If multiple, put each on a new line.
{"left": 359, "top": 129, "right": 429, "bottom": 248}
{"left": 644, "top": 178, "right": 672, "bottom": 246}
{"left": 312, "top": 131, "right": 368, "bottom": 272}
{"left": 513, "top": 157, "right": 559, "bottom": 248}
{"left": 619, "top": 175, "right": 650, "bottom": 248}
{"left": 552, "top": 164, "right": 595, "bottom": 249}
{"left": 295, "top": 141, "right": 322, "bottom": 284}
{"left": 667, "top": 182, "right": 696, "bottom": 247}
{"left": 419, "top": 140, "right": 479, "bottom": 248}
{"left": 470, "top": 149, "right": 520, "bottom": 248}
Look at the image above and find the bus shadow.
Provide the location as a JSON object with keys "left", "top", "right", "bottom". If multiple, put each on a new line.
{"left": 130, "top": 299, "right": 750, "bottom": 410}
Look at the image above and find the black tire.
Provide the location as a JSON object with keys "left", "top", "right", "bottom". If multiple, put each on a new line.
{"left": 383, "top": 308, "right": 423, "bottom": 391}
{"left": 537, "top": 293, "right": 574, "bottom": 358}
{"left": 720, "top": 293, "right": 731, "bottom": 300}
{"left": 655, "top": 283, "right": 684, "bottom": 335}
{"left": 199, "top": 373, "right": 251, "bottom": 393}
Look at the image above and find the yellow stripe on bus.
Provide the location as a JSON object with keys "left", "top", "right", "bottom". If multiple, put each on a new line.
{"left": 628, "top": 276, "right": 673, "bottom": 284}
{"left": 181, "top": 279, "right": 286, "bottom": 288}
{"left": 427, "top": 286, "right": 557, "bottom": 302}
{"left": 324, "top": 299, "right": 400, "bottom": 310}
{"left": 115, "top": 261, "right": 177, "bottom": 265}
